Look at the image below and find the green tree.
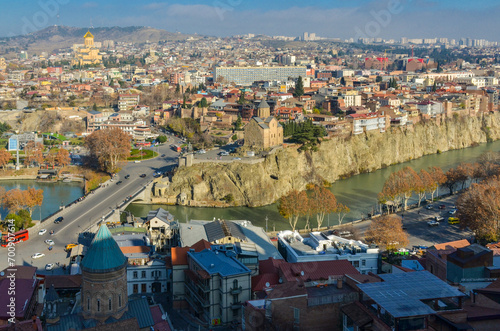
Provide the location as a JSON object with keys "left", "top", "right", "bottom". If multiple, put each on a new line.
{"left": 376, "top": 76, "right": 383, "bottom": 83}
{"left": 199, "top": 97, "right": 208, "bottom": 108}
{"left": 237, "top": 92, "right": 246, "bottom": 104}
{"left": 432, "top": 81, "right": 437, "bottom": 92}
{"left": 156, "top": 135, "right": 167, "bottom": 144}
{"left": 92, "top": 103, "right": 98, "bottom": 111}
{"left": 234, "top": 114, "right": 242, "bottom": 130}
{"left": 294, "top": 76, "right": 304, "bottom": 97}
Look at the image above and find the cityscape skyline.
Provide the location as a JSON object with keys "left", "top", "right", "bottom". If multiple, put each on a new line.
{"left": 1, "top": 0, "right": 500, "bottom": 42}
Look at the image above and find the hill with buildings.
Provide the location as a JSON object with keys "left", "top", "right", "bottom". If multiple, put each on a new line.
{"left": 0, "top": 25, "right": 193, "bottom": 57}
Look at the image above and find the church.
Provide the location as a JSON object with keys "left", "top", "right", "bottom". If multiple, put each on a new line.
{"left": 72, "top": 31, "right": 102, "bottom": 66}
{"left": 244, "top": 99, "right": 283, "bottom": 150}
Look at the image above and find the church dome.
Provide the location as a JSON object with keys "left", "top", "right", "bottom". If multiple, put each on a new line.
{"left": 81, "top": 224, "right": 127, "bottom": 273}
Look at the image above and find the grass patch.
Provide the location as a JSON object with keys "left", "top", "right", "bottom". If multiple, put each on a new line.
{"left": 127, "top": 149, "right": 158, "bottom": 161}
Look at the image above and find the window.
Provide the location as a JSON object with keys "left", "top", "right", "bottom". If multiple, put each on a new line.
{"left": 87, "top": 298, "right": 90, "bottom": 310}
{"left": 233, "top": 279, "right": 238, "bottom": 289}
{"left": 133, "top": 284, "right": 138, "bottom": 294}
{"left": 141, "top": 283, "right": 147, "bottom": 293}
{"left": 118, "top": 294, "right": 122, "bottom": 308}
{"left": 133, "top": 271, "right": 138, "bottom": 279}
{"left": 293, "top": 308, "right": 300, "bottom": 324}
{"left": 352, "top": 261, "right": 360, "bottom": 268}
{"left": 108, "top": 298, "right": 112, "bottom": 311}
{"left": 97, "top": 299, "right": 100, "bottom": 312}
{"left": 141, "top": 271, "right": 146, "bottom": 279}
{"left": 361, "top": 260, "right": 366, "bottom": 266}
{"left": 151, "top": 271, "right": 154, "bottom": 278}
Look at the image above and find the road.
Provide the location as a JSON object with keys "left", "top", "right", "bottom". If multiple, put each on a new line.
{"left": 0, "top": 138, "right": 181, "bottom": 274}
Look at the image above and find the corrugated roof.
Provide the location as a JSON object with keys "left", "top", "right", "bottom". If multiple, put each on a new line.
{"left": 204, "top": 221, "right": 225, "bottom": 242}
{"left": 434, "top": 239, "right": 470, "bottom": 251}
{"left": 81, "top": 225, "right": 127, "bottom": 273}
{"left": 128, "top": 298, "right": 154, "bottom": 329}
{"left": 189, "top": 249, "right": 251, "bottom": 277}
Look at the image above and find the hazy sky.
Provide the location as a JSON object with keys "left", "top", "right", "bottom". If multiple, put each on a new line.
{"left": 1, "top": 0, "right": 499, "bottom": 41}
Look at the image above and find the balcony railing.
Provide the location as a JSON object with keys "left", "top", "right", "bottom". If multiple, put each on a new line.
{"left": 231, "top": 302, "right": 242, "bottom": 310}
{"left": 230, "top": 286, "right": 242, "bottom": 295}
{"left": 184, "top": 283, "right": 210, "bottom": 307}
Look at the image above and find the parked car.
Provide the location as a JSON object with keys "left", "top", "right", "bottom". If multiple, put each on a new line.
{"left": 427, "top": 220, "right": 440, "bottom": 227}
{"left": 124, "top": 175, "right": 130, "bottom": 179}
{"left": 232, "top": 157, "right": 242, "bottom": 160}
{"left": 65, "top": 243, "right": 78, "bottom": 252}
{"left": 116, "top": 181, "right": 122, "bottom": 185}
{"left": 32, "top": 253, "right": 45, "bottom": 259}
{"left": 45, "top": 239, "right": 55, "bottom": 246}
{"left": 425, "top": 204, "right": 433, "bottom": 210}
{"left": 449, "top": 209, "right": 457, "bottom": 215}
{"left": 196, "top": 149, "right": 206, "bottom": 154}
{"left": 140, "top": 174, "right": 147, "bottom": 178}
{"left": 45, "top": 263, "right": 55, "bottom": 271}
{"left": 38, "top": 229, "right": 47, "bottom": 235}
{"left": 219, "top": 151, "right": 229, "bottom": 156}
{"left": 448, "top": 217, "right": 460, "bottom": 224}
{"left": 54, "top": 216, "right": 63, "bottom": 224}
{"left": 439, "top": 204, "right": 446, "bottom": 209}
{"left": 435, "top": 216, "right": 445, "bottom": 222}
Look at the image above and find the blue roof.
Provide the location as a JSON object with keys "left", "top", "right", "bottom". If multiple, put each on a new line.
{"left": 81, "top": 225, "right": 127, "bottom": 273}
{"left": 188, "top": 249, "right": 251, "bottom": 277}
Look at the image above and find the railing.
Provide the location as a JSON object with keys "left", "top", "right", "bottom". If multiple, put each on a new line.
{"left": 184, "top": 282, "right": 210, "bottom": 307}
{"left": 230, "top": 286, "right": 242, "bottom": 295}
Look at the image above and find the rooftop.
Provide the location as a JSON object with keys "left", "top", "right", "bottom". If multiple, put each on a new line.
{"left": 188, "top": 249, "right": 251, "bottom": 277}
{"left": 81, "top": 224, "right": 127, "bottom": 273}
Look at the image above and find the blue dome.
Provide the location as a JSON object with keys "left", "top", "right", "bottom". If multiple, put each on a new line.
{"left": 81, "top": 224, "right": 127, "bottom": 273}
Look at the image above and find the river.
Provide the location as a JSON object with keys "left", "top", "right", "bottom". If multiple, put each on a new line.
{"left": 122, "top": 140, "right": 499, "bottom": 231}
{"left": 0, "top": 180, "right": 85, "bottom": 221}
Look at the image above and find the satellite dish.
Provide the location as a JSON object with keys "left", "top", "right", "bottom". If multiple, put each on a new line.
{"left": 265, "top": 282, "right": 270, "bottom": 287}
{"left": 300, "top": 271, "right": 304, "bottom": 276}
{"left": 279, "top": 278, "right": 283, "bottom": 284}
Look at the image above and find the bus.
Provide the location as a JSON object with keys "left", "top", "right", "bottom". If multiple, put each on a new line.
{"left": 1, "top": 230, "right": 29, "bottom": 247}
{"left": 171, "top": 144, "right": 182, "bottom": 152}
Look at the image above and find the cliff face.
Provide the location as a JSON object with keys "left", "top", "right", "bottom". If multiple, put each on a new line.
{"left": 159, "top": 114, "right": 500, "bottom": 207}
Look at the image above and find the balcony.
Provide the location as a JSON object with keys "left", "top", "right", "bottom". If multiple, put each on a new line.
{"left": 231, "top": 302, "right": 242, "bottom": 310}
{"left": 184, "top": 283, "right": 210, "bottom": 308}
{"left": 230, "top": 286, "right": 242, "bottom": 295}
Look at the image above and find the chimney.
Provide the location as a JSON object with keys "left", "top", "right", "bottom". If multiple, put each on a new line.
{"left": 337, "top": 278, "right": 343, "bottom": 289}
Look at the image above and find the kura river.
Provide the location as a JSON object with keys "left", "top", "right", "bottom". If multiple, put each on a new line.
{"left": 127, "top": 140, "right": 500, "bottom": 231}
{"left": 0, "top": 180, "right": 84, "bottom": 221}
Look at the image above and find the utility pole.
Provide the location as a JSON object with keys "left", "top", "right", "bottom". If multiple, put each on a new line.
{"left": 265, "top": 215, "right": 268, "bottom": 232}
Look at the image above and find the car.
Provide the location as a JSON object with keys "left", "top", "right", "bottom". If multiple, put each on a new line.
{"left": 161, "top": 154, "right": 165, "bottom": 157}
{"left": 65, "top": 243, "right": 78, "bottom": 252}
{"left": 124, "top": 175, "right": 130, "bottom": 179}
{"left": 54, "top": 216, "right": 63, "bottom": 224}
{"left": 425, "top": 204, "right": 433, "bottom": 210}
{"left": 449, "top": 209, "right": 457, "bottom": 215}
{"left": 219, "top": 151, "right": 229, "bottom": 156}
{"left": 153, "top": 173, "right": 161, "bottom": 178}
{"left": 435, "top": 216, "right": 445, "bottom": 222}
{"left": 196, "top": 149, "right": 206, "bottom": 154}
{"left": 116, "top": 181, "right": 123, "bottom": 185}
{"left": 45, "top": 263, "right": 55, "bottom": 271}
{"left": 427, "top": 220, "right": 440, "bottom": 227}
{"left": 448, "top": 217, "right": 460, "bottom": 224}
{"left": 232, "top": 157, "right": 242, "bottom": 160}
{"left": 439, "top": 204, "right": 446, "bottom": 209}
{"left": 38, "top": 229, "right": 47, "bottom": 235}
{"left": 32, "top": 253, "right": 45, "bottom": 259}
{"left": 140, "top": 174, "right": 147, "bottom": 178}
{"left": 45, "top": 239, "right": 55, "bottom": 246}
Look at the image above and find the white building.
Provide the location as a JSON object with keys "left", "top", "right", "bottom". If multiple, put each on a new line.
{"left": 127, "top": 259, "right": 169, "bottom": 295}
{"left": 277, "top": 230, "right": 379, "bottom": 274}
{"left": 347, "top": 113, "right": 387, "bottom": 135}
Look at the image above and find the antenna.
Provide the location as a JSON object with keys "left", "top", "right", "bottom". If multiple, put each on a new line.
{"left": 90, "top": 18, "right": 94, "bottom": 29}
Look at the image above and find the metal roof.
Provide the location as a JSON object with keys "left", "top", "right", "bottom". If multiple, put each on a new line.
{"left": 189, "top": 249, "right": 251, "bottom": 277}
{"left": 357, "top": 271, "right": 466, "bottom": 318}
{"left": 128, "top": 298, "right": 154, "bottom": 329}
{"left": 81, "top": 225, "right": 128, "bottom": 273}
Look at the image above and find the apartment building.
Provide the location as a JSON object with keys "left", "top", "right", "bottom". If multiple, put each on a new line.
{"left": 118, "top": 94, "right": 140, "bottom": 111}
{"left": 214, "top": 66, "right": 307, "bottom": 86}
{"left": 347, "top": 112, "right": 387, "bottom": 135}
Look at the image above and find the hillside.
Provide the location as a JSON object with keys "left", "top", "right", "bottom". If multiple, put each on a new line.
{"left": 152, "top": 113, "right": 500, "bottom": 207}
{"left": 0, "top": 25, "right": 194, "bottom": 56}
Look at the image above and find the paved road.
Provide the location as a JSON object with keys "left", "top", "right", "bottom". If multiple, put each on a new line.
{"left": 0, "top": 139, "right": 181, "bottom": 274}
{"left": 348, "top": 195, "right": 472, "bottom": 249}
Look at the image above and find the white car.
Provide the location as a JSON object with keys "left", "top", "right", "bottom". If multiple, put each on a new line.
{"left": 197, "top": 149, "right": 206, "bottom": 154}
{"left": 449, "top": 209, "right": 457, "bottom": 215}
{"left": 38, "top": 229, "right": 47, "bottom": 235}
{"left": 44, "top": 239, "right": 55, "bottom": 246}
{"left": 427, "top": 220, "right": 440, "bottom": 227}
{"left": 425, "top": 205, "right": 433, "bottom": 210}
{"left": 32, "top": 253, "right": 45, "bottom": 259}
{"left": 45, "top": 263, "right": 55, "bottom": 271}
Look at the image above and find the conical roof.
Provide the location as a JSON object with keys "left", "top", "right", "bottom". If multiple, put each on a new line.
{"left": 81, "top": 224, "right": 127, "bottom": 273}
{"left": 83, "top": 31, "right": 94, "bottom": 39}
{"left": 45, "top": 284, "right": 59, "bottom": 302}
{"left": 258, "top": 99, "right": 270, "bottom": 109}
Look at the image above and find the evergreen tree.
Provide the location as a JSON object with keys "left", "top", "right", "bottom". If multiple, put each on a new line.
{"left": 234, "top": 114, "right": 242, "bottom": 130}
{"left": 175, "top": 84, "right": 180, "bottom": 95}
{"left": 237, "top": 92, "right": 245, "bottom": 104}
{"left": 92, "top": 103, "right": 97, "bottom": 111}
{"left": 182, "top": 95, "right": 187, "bottom": 109}
{"left": 432, "top": 81, "right": 437, "bottom": 92}
{"left": 200, "top": 97, "right": 208, "bottom": 108}
{"left": 294, "top": 76, "right": 304, "bottom": 97}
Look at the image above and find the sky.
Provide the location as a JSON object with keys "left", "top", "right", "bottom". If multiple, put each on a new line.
{"left": 1, "top": 0, "right": 499, "bottom": 41}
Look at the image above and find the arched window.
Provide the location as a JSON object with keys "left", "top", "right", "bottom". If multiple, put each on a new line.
{"left": 233, "top": 279, "right": 238, "bottom": 289}
{"left": 119, "top": 294, "right": 122, "bottom": 308}
{"left": 97, "top": 299, "right": 100, "bottom": 312}
{"left": 109, "top": 298, "right": 112, "bottom": 311}
{"left": 87, "top": 298, "right": 90, "bottom": 310}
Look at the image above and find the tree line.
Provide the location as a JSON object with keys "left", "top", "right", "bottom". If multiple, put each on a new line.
{"left": 0, "top": 143, "right": 71, "bottom": 169}
{"left": 0, "top": 187, "right": 43, "bottom": 231}
{"left": 277, "top": 184, "right": 350, "bottom": 232}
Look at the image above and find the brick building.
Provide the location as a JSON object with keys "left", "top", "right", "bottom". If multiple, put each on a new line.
{"left": 244, "top": 117, "right": 283, "bottom": 150}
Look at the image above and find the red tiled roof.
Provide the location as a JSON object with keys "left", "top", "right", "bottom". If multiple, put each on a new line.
{"left": 252, "top": 273, "right": 280, "bottom": 292}
{"left": 44, "top": 275, "right": 82, "bottom": 289}
{"left": 259, "top": 258, "right": 286, "bottom": 275}
{"left": 191, "top": 239, "right": 211, "bottom": 252}
{"left": 171, "top": 247, "right": 190, "bottom": 266}
{"left": 434, "top": 239, "right": 470, "bottom": 251}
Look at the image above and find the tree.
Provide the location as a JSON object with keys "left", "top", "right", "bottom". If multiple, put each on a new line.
{"left": 278, "top": 190, "right": 307, "bottom": 232}
{"left": 365, "top": 215, "right": 409, "bottom": 251}
{"left": 429, "top": 166, "right": 446, "bottom": 199}
{"left": 294, "top": 76, "right": 304, "bottom": 97}
{"left": 1, "top": 189, "right": 25, "bottom": 213}
{"left": 457, "top": 177, "right": 500, "bottom": 242}
{"left": 156, "top": 135, "right": 167, "bottom": 144}
{"left": 309, "top": 185, "right": 337, "bottom": 230}
{"left": 237, "top": 92, "right": 246, "bottom": 104}
{"left": 418, "top": 169, "right": 435, "bottom": 204}
{"left": 376, "top": 76, "right": 383, "bottom": 83}
{"left": 444, "top": 167, "right": 463, "bottom": 195}
{"left": 234, "top": 114, "right": 242, "bottom": 130}
{"left": 175, "top": 84, "right": 180, "bottom": 96}
{"left": 44, "top": 152, "right": 56, "bottom": 167}
{"left": 55, "top": 148, "right": 71, "bottom": 166}
{"left": 432, "top": 81, "right": 437, "bottom": 92}
{"left": 85, "top": 128, "right": 131, "bottom": 173}
{"left": 335, "top": 203, "right": 350, "bottom": 226}
{"left": 23, "top": 187, "right": 43, "bottom": 217}
{"left": 199, "top": 97, "right": 208, "bottom": 108}
{"left": 92, "top": 103, "right": 98, "bottom": 111}
{"left": 24, "top": 141, "right": 44, "bottom": 167}
{"left": 0, "top": 148, "right": 11, "bottom": 170}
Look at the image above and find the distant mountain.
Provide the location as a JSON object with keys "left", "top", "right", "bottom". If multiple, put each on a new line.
{"left": 0, "top": 25, "right": 194, "bottom": 56}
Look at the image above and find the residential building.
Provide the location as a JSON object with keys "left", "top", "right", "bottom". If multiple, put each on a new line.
{"left": 185, "top": 249, "right": 251, "bottom": 327}
{"left": 0, "top": 57, "right": 6, "bottom": 71}
{"left": 347, "top": 112, "right": 387, "bottom": 135}
{"left": 214, "top": 66, "right": 307, "bottom": 86}
{"left": 447, "top": 244, "right": 497, "bottom": 284}
{"left": 426, "top": 239, "right": 471, "bottom": 281}
{"left": 118, "top": 94, "right": 140, "bottom": 111}
{"left": 277, "top": 231, "right": 379, "bottom": 274}
{"left": 244, "top": 116, "right": 283, "bottom": 150}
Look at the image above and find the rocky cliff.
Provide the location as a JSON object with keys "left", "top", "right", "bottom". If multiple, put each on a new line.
{"left": 156, "top": 113, "right": 500, "bottom": 207}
